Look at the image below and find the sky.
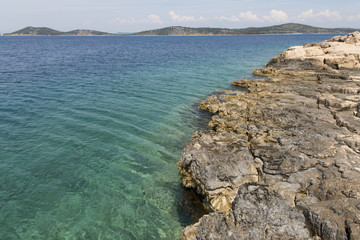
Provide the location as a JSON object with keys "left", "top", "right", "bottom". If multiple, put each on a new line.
{"left": 1, "top": 0, "right": 360, "bottom": 33}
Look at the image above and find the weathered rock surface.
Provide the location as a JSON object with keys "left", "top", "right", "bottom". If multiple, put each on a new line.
{"left": 178, "top": 32, "right": 360, "bottom": 239}
{"left": 183, "top": 184, "right": 311, "bottom": 240}
{"left": 178, "top": 130, "right": 260, "bottom": 212}
{"left": 264, "top": 31, "right": 360, "bottom": 71}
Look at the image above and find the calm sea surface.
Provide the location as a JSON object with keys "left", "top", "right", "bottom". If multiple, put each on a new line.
{"left": 0, "top": 34, "right": 337, "bottom": 239}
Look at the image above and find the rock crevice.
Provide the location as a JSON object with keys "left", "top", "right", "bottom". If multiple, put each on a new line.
{"left": 178, "top": 32, "right": 360, "bottom": 239}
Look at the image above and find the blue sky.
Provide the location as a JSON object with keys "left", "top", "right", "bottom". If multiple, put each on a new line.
{"left": 1, "top": 0, "right": 359, "bottom": 33}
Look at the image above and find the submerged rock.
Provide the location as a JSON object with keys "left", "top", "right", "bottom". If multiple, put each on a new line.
{"left": 178, "top": 32, "right": 360, "bottom": 239}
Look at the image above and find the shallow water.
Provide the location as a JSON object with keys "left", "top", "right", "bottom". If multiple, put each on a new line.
{"left": 0, "top": 34, "right": 337, "bottom": 239}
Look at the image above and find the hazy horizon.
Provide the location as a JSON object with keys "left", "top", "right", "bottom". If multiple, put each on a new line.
{"left": 1, "top": 0, "right": 359, "bottom": 34}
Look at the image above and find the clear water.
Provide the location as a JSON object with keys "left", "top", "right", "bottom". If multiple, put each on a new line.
{"left": 0, "top": 34, "right": 337, "bottom": 239}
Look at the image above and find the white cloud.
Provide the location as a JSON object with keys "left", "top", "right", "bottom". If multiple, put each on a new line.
{"left": 263, "top": 9, "right": 288, "bottom": 22}
{"left": 147, "top": 14, "right": 163, "bottom": 24}
{"left": 169, "top": 11, "right": 205, "bottom": 22}
{"left": 347, "top": 14, "right": 360, "bottom": 21}
{"left": 239, "top": 11, "right": 260, "bottom": 21}
{"left": 216, "top": 11, "right": 260, "bottom": 22}
{"left": 113, "top": 14, "right": 163, "bottom": 25}
{"left": 299, "top": 9, "right": 314, "bottom": 20}
{"left": 112, "top": 17, "right": 134, "bottom": 24}
{"left": 215, "top": 16, "right": 239, "bottom": 22}
{"left": 298, "top": 9, "right": 342, "bottom": 21}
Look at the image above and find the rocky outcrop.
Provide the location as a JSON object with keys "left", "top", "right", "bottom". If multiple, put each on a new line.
{"left": 182, "top": 184, "right": 311, "bottom": 240}
{"left": 178, "top": 32, "right": 360, "bottom": 239}
{"left": 259, "top": 31, "right": 360, "bottom": 73}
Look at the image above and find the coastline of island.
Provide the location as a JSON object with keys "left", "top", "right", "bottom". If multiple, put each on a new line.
{"left": 3, "top": 26, "right": 117, "bottom": 36}
{"left": 4, "top": 23, "right": 360, "bottom": 37}
{"left": 131, "top": 23, "right": 359, "bottom": 36}
{"left": 177, "top": 32, "right": 360, "bottom": 239}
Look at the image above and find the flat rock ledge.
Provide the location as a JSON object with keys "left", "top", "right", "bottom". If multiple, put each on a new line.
{"left": 178, "top": 32, "right": 360, "bottom": 239}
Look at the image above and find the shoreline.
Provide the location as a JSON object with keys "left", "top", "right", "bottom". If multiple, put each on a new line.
{"left": 178, "top": 32, "right": 360, "bottom": 239}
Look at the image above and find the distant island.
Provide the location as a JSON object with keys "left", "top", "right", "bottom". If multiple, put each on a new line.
{"left": 4, "top": 23, "right": 360, "bottom": 36}
{"left": 4, "top": 26, "right": 116, "bottom": 36}
{"left": 132, "top": 23, "right": 360, "bottom": 36}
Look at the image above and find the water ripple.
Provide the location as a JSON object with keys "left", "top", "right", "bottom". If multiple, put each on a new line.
{"left": 0, "top": 34, "right": 337, "bottom": 239}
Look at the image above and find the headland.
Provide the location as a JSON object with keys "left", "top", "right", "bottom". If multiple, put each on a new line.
{"left": 178, "top": 32, "right": 360, "bottom": 239}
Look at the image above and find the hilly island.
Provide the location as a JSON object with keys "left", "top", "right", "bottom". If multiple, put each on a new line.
{"left": 4, "top": 23, "right": 360, "bottom": 36}
{"left": 132, "top": 23, "right": 360, "bottom": 36}
{"left": 3, "top": 26, "right": 116, "bottom": 36}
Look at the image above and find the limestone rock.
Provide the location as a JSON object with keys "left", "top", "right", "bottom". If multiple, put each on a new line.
{"left": 178, "top": 130, "right": 260, "bottom": 212}
{"left": 301, "top": 198, "right": 360, "bottom": 240}
{"left": 179, "top": 32, "right": 360, "bottom": 239}
{"left": 265, "top": 31, "right": 360, "bottom": 71}
{"left": 182, "top": 184, "right": 311, "bottom": 240}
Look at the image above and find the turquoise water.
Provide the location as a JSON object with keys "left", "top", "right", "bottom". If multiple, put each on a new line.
{"left": 0, "top": 34, "right": 337, "bottom": 239}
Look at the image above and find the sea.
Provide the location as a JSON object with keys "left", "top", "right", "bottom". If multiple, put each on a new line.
{"left": 0, "top": 34, "right": 338, "bottom": 239}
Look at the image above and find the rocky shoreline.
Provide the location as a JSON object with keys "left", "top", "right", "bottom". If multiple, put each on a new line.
{"left": 178, "top": 32, "right": 360, "bottom": 239}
